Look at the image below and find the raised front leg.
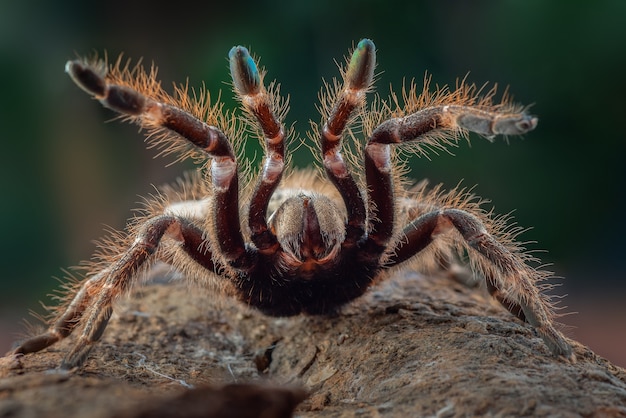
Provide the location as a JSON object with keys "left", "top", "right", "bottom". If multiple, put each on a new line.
{"left": 363, "top": 90, "right": 537, "bottom": 249}
{"left": 65, "top": 60, "right": 249, "bottom": 268}
{"left": 229, "top": 46, "right": 286, "bottom": 254}
{"left": 319, "top": 39, "right": 376, "bottom": 246}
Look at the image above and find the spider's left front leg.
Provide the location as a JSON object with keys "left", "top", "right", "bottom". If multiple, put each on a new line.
{"left": 229, "top": 46, "right": 286, "bottom": 254}
{"left": 365, "top": 105, "right": 573, "bottom": 359}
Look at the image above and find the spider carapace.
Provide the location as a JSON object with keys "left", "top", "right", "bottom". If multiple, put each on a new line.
{"left": 10, "top": 39, "right": 574, "bottom": 369}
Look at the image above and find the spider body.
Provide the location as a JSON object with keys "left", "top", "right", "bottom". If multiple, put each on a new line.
{"left": 236, "top": 247, "right": 380, "bottom": 317}
{"left": 10, "top": 39, "right": 574, "bottom": 369}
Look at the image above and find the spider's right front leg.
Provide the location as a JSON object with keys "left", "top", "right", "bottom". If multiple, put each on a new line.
{"left": 11, "top": 216, "right": 213, "bottom": 369}
{"left": 320, "top": 39, "right": 376, "bottom": 246}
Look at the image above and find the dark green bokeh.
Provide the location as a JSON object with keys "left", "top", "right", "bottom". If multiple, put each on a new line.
{"left": 1, "top": 0, "right": 624, "bottom": 360}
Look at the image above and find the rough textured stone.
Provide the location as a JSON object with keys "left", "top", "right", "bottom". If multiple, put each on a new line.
{"left": 2, "top": 270, "right": 625, "bottom": 417}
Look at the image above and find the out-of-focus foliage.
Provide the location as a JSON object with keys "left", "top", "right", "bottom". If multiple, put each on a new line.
{"left": 1, "top": 0, "right": 624, "bottom": 309}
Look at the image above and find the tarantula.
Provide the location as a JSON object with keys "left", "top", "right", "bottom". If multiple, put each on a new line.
{"left": 10, "top": 39, "right": 573, "bottom": 369}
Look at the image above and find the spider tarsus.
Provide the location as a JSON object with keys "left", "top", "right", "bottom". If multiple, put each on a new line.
{"left": 60, "top": 344, "right": 94, "bottom": 370}
{"left": 346, "top": 38, "right": 376, "bottom": 90}
{"left": 66, "top": 60, "right": 147, "bottom": 115}
{"left": 535, "top": 325, "right": 575, "bottom": 361}
{"left": 10, "top": 332, "right": 60, "bottom": 356}
{"left": 456, "top": 111, "right": 538, "bottom": 137}
{"left": 229, "top": 45, "right": 260, "bottom": 95}
{"left": 494, "top": 114, "right": 538, "bottom": 135}
{"left": 65, "top": 60, "right": 106, "bottom": 97}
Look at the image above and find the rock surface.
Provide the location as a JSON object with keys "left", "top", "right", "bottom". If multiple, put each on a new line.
{"left": 2, "top": 270, "right": 626, "bottom": 417}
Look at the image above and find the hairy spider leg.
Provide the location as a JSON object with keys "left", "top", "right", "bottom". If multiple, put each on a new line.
{"left": 390, "top": 208, "right": 571, "bottom": 358}
{"left": 10, "top": 60, "right": 251, "bottom": 368}
{"left": 365, "top": 103, "right": 535, "bottom": 255}
{"left": 229, "top": 46, "right": 286, "bottom": 254}
{"left": 62, "top": 216, "right": 215, "bottom": 368}
{"left": 320, "top": 39, "right": 375, "bottom": 246}
{"left": 363, "top": 104, "right": 572, "bottom": 358}
{"left": 364, "top": 106, "right": 537, "bottom": 248}
{"left": 12, "top": 216, "right": 211, "bottom": 368}
{"left": 67, "top": 59, "right": 248, "bottom": 267}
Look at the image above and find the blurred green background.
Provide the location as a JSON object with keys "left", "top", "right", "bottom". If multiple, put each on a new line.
{"left": 1, "top": 1, "right": 624, "bottom": 365}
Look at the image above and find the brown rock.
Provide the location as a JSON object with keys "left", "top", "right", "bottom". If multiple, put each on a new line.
{"left": 2, "top": 270, "right": 625, "bottom": 417}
